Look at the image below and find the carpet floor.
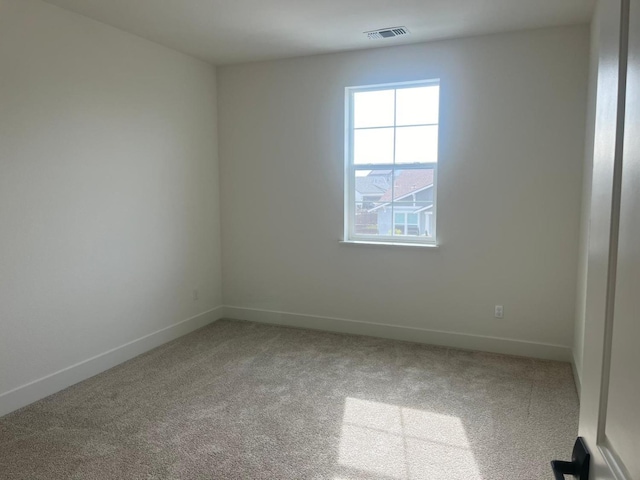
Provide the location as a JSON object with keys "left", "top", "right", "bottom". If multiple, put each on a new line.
{"left": 0, "top": 319, "right": 578, "bottom": 480}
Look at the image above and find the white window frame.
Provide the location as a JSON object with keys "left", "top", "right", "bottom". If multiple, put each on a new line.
{"left": 344, "top": 79, "right": 440, "bottom": 246}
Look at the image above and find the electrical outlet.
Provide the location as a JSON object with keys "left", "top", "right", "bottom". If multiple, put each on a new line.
{"left": 494, "top": 305, "right": 504, "bottom": 319}
{"left": 192, "top": 289, "right": 199, "bottom": 301}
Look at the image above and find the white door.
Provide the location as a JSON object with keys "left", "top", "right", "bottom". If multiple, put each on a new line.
{"left": 578, "top": 0, "right": 640, "bottom": 478}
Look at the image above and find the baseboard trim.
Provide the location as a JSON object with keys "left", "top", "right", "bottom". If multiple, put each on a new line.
{"left": 571, "top": 351, "right": 582, "bottom": 400}
{"left": 224, "top": 306, "right": 573, "bottom": 362}
{"left": 0, "top": 306, "right": 224, "bottom": 418}
{"left": 1, "top": 305, "right": 573, "bottom": 418}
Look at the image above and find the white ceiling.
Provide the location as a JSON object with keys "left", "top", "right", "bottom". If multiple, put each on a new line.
{"left": 42, "top": 0, "right": 595, "bottom": 65}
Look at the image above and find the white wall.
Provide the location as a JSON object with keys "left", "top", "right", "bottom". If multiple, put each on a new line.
{"left": 0, "top": 0, "right": 222, "bottom": 410}
{"left": 218, "top": 26, "right": 589, "bottom": 359}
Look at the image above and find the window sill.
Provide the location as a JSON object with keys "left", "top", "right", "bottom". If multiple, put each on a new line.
{"left": 339, "top": 240, "right": 439, "bottom": 249}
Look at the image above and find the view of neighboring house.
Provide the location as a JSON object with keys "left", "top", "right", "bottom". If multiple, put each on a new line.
{"left": 355, "top": 169, "right": 434, "bottom": 237}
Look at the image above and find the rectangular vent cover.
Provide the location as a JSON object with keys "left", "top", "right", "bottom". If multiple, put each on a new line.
{"left": 365, "top": 26, "right": 410, "bottom": 40}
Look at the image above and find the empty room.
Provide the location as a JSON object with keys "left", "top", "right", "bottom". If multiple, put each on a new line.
{"left": 1, "top": 0, "right": 639, "bottom": 478}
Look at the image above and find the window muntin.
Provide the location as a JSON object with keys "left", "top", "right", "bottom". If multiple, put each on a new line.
{"left": 346, "top": 80, "right": 440, "bottom": 245}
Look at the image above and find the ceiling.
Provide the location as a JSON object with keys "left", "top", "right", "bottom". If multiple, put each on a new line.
{"left": 43, "top": 0, "right": 595, "bottom": 65}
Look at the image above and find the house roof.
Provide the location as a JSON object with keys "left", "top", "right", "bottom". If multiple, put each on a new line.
{"left": 378, "top": 169, "right": 434, "bottom": 202}
{"left": 355, "top": 175, "right": 390, "bottom": 196}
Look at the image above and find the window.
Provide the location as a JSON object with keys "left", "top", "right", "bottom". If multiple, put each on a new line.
{"left": 345, "top": 80, "right": 440, "bottom": 245}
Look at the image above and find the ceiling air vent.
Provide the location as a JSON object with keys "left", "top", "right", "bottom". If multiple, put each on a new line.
{"left": 365, "top": 26, "right": 410, "bottom": 40}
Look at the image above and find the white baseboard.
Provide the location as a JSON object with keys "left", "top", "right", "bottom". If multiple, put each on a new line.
{"left": 1, "top": 305, "right": 573, "bottom": 418}
{"left": 571, "top": 351, "right": 582, "bottom": 399}
{"left": 224, "top": 305, "right": 573, "bottom": 362}
{"left": 0, "top": 306, "right": 224, "bottom": 418}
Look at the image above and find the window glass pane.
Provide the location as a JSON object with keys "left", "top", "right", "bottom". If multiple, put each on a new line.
{"left": 389, "top": 168, "right": 435, "bottom": 238}
{"left": 353, "top": 169, "right": 394, "bottom": 237}
{"left": 396, "top": 85, "right": 439, "bottom": 126}
{"left": 354, "top": 89, "right": 395, "bottom": 128}
{"left": 352, "top": 167, "right": 435, "bottom": 239}
{"left": 354, "top": 128, "right": 394, "bottom": 165}
{"left": 395, "top": 125, "right": 438, "bottom": 164}
{"left": 354, "top": 201, "right": 390, "bottom": 236}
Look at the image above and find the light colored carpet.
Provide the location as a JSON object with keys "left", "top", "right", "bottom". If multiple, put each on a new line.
{"left": 0, "top": 319, "right": 578, "bottom": 480}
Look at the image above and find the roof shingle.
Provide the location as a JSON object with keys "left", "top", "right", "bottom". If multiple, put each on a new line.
{"left": 378, "top": 169, "right": 434, "bottom": 202}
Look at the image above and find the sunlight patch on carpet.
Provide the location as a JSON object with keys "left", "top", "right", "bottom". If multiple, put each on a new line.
{"left": 337, "top": 397, "right": 481, "bottom": 479}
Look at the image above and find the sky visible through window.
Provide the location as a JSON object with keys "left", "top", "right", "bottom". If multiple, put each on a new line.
{"left": 353, "top": 85, "right": 439, "bottom": 172}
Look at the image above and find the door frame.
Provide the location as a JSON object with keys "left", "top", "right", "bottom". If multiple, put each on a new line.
{"left": 578, "top": 0, "right": 633, "bottom": 478}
